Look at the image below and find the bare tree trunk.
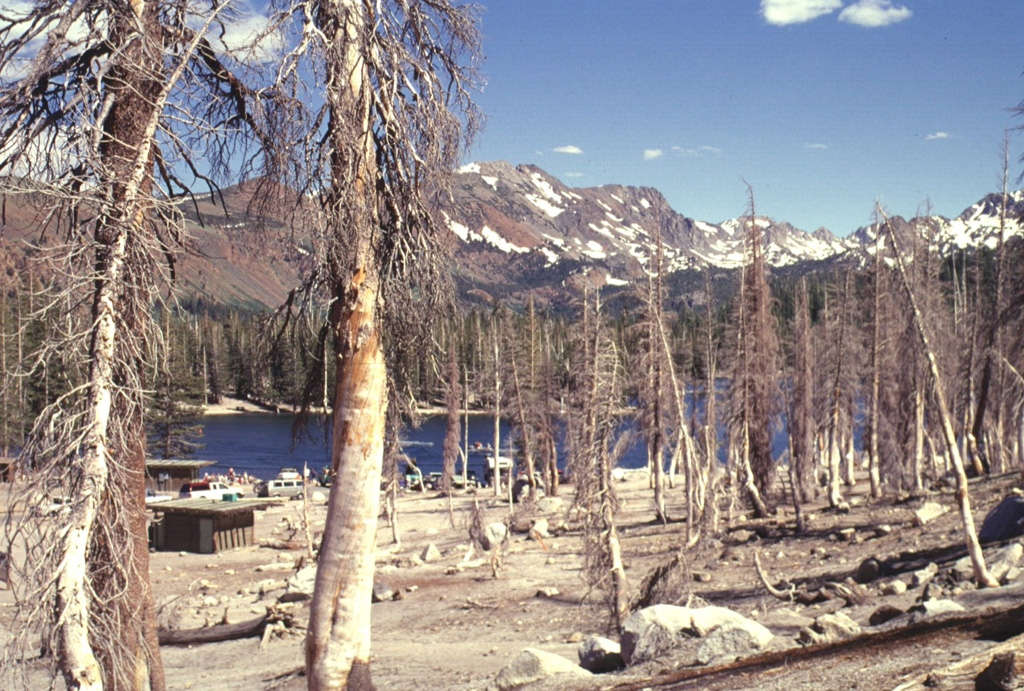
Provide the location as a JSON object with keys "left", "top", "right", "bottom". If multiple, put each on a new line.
{"left": 306, "top": 258, "right": 388, "bottom": 690}
{"left": 306, "top": 5, "right": 385, "bottom": 688}
{"left": 868, "top": 231, "right": 883, "bottom": 498}
{"left": 881, "top": 210, "right": 997, "bottom": 588}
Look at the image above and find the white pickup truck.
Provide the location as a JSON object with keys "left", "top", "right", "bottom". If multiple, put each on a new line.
{"left": 178, "top": 481, "right": 243, "bottom": 500}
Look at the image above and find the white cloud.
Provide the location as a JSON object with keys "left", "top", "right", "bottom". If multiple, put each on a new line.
{"left": 643, "top": 149, "right": 664, "bottom": 161}
{"left": 671, "top": 145, "right": 721, "bottom": 158}
{"left": 564, "top": 172, "right": 584, "bottom": 178}
{"left": 838, "top": 0, "right": 912, "bottom": 27}
{"left": 553, "top": 145, "right": 583, "bottom": 155}
{"left": 699, "top": 145, "right": 722, "bottom": 154}
{"left": 760, "top": 0, "right": 842, "bottom": 26}
{"left": 925, "top": 131, "right": 949, "bottom": 140}
{"left": 804, "top": 142, "right": 828, "bottom": 149}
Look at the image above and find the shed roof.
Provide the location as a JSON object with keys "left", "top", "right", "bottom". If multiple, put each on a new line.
{"left": 146, "top": 459, "right": 217, "bottom": 470}
{"left": 150, "top": 498, "right": 275, "bottom": 515}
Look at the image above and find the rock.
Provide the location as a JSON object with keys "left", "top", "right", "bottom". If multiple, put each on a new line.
{"left": 371, "top": 581, "right": 395, "bottom": 603}
{"left": 493, "top": 648, "right": 591, "bottom": 690}
{"left": 620, "top": 604, "right": 765, "bottom": 665}
{"left": 530, "top": 518, "right": 550, "bottom": 539}
{"left": 621, "top": 605, "right": 697, "bottom": 665}
{"left": 482, "top": 522, "right": 507, "bottom": 551}
{"left": 577, "top": 635, "right": 624, "bottom": 674}
{"left": 730, "top": 529, "right": 754, "bottom": 544}
{"left": 989, "top": 543, "right": 1024, "bottom": 583}
{"left": 535, "top": 497, "right": 563, "bottom": 514}
{"left": 979, "top": 494, "right": 1024, "bottom": 543}
{"left": 309, "top": 490, "right": 328, "bottom": 504}
{"left": 696, "top": 622, "right": 774, "bottom": 665}
{"left": 692, "top": 571, "right": 713, "bottom": 583}
{"left": 814, "top": 612, "right": 861, "bottom": 640}
{"left": 952, "top": 556, "right": 975, "bottom": 582}
{"left": 873, "top": 524, "right": 893, "bottom": 538}
{"left": 910, "top": 562, "right": 939, "bottom": 588}
{"left": 911, "top": 599, "right": 965, "bottom": 618}
{"left": 534, "top": 587, "right": 559, "bottom": 599}
{"left": 880, "top": 580, "right": 907, "bottom": 596}
{"left": 838, "top": 528, "right": 857, "bottom": 542}
{"left": 565, "top": 632, "right": 585, "bottom": 644}
{"left": 255, "top": 561, "right": 295, "bottom": 573}
{"left": 1004, "top": 566, "right": 1023, "bottom": 584}
{"left": 855, "top": 557, "right": 883, "bottom": 584}
{"left": 922, "top": 582, "right": 945, "bottom": 601}
{"left": 868, "top": 605, "right": 904, "bottom": 626}
{"left": 914, "top": 501, "right": 949, "bottom": 526}
{"left": 280, "top": 564, "right": 316, "bottom": 602}
{"left": 421, "top": 543, "right": 441, "bottom": 563}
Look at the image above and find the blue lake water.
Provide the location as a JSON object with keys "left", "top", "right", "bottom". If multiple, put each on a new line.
{"left": 197, "top": 412, "right": 656, "bottom": 481}
{"left": 196, "top": 396, "right": 799, "bottom": 482}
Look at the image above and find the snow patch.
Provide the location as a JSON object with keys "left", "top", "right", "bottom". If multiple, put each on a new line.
{"left": 458, "top": 162, "right": 481, "bottom": 174}
{"left": 640, "top": 198, "right": 651, "bottom": 209}
{"left": 479, "top": 226, "right": 529, "bottom": 254}
{"left": 530, "top": 172, "right": 561, "bottom": 202}
{"left": 481, "top": 175, "right": 498, "bottom": 190}
{"left": 525, "top": 193, "right": 566, "bottom": 218}
{"left": 610, "top": 194, "right": 625, "bottom": 205}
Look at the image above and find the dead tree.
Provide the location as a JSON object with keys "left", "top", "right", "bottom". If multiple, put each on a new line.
{"left": 273, "top": 1, "right": 481, "bottom": 688}
{"left": 726, "top": 187, "right": 776, "bottom": 518}
{"left": 0, "top": 3, "right": 280, "bottom": 688}
{"left": 880, "top": 206, "right": 998, "bottom": 588}
{"left": 565, "top": 285, "right": 628, "bottom": 631}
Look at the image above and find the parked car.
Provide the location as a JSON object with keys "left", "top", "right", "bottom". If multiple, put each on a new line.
{"left": 256, "top": 477, "right": 306, "bottom": 498}
{"left": 145, "top": 488, "right": 173, "bottom": 504}
{"left": 178, "top": 481, "right": 243, "bottom": 500}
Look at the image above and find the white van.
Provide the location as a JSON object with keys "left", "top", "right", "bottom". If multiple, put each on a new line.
{"left": 258, "top": 478, "right": 306, "bottom": 498}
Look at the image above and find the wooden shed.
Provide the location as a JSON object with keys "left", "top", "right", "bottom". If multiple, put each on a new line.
{"left": 150, "top": 499, "right": 273, "bottom": 554}
{"left": 145, "top": 459, "right": 216, "bottom": 492}
{"left": 0, "top": 457, "right": 12, "bottom": 483}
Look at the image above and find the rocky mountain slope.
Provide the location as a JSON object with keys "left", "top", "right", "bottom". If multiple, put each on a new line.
{"left": 2, "top": 168, "right": 1020, "bottom": 310}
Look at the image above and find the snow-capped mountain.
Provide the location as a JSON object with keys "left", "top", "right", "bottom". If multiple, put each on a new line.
{"left": 447, "top": 162, "right": 1024, "bottom": 303}
{"left": 445, "top": 161, "right": 859, "bottom": 300}
{"left": 849, "top": 191, "right": 1024, "bottom": 258}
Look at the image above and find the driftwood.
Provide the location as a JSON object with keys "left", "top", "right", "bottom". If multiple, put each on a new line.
{"left": 611, "top": 600, "right": 1024, "bottom": 690}
{"left": 158, "top": 604, "right": 304, "bottom": 647}
{"left": 753, "top": 550, "right": 869, "bottom": 606}
{"left": 891, "top": 632, "right": 1023, "bottom": 690}
{"left": 158, "top": 614, "right": 269, "bottom": 646}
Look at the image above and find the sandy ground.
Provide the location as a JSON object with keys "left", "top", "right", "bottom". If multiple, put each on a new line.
{"left": 3, "top": 468, "right": 1024, "bottom": 690}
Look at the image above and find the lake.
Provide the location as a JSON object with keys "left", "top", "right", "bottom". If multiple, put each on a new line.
{"left": 196, "top": 400, "right": 799, "bottom": 482}
{"left": 196, "top": 412, "right": 653, "bottom": 481}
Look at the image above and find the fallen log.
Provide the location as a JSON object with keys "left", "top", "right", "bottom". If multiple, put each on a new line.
{"left": 610, "top": 599, "right": 1024, "bottom": 690}
{"left": 158, "top": 614, "right": 268, "bottom": 646}
{"left": 891, "top": 632, "right": 1024, "bottom": 690}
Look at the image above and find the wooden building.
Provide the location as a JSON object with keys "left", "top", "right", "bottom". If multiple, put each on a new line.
{"left": 150, "top": 498, "right": 273, "bottom": 554}
{"left": 145, "top": 459, "right": 216, "bottom": 492}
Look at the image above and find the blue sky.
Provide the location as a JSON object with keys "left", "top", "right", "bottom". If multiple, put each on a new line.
{"left": 468, "top": 1, "right": 1024, "bottom": 236}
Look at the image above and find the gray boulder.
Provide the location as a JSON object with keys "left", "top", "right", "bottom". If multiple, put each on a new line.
{"left": 696, "top": 622, "right": 774, "bottom": 666}
{"left": 910, "top": 562, "right": 939, "bottom": 588}
{"left": 494, "top": 648, "right": 591, "bottom": 690}
{"left": 482, "top": 522, "right": 507, "bottom": 551}
{"left": 799, "top": 611, "right": 861, "bottom": 645}
{"left": 910, "top": 599, "right": 965, "bottom": 619}
{"left": 577, "top": 635, "right": 624, "bottom": 674}
{"left": 280, "top": 564, "right": 317, "bottom": 602}
{"left": 620, "top": 604, "right": 767, "bottom": 666}
{"left": 979, "top": 494, "right": 1024, "bottom": 543}
{"left": 914, "top": 501, "right": 948, "bottom": 526}
{"left": 421, "top": 543, "right": 442, "bottom": 563}
{"left": 989, "top": 543, "right": 1024, "bottom": 583}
